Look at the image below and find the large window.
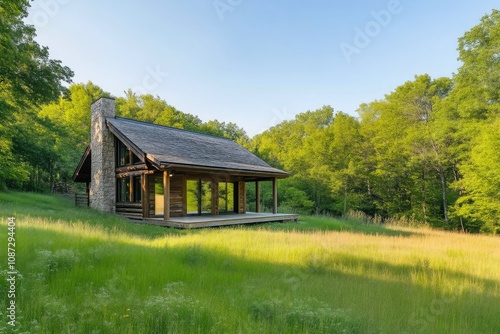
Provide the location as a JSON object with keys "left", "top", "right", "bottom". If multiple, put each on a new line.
{"left": 117, "top": 177, "right": 130, "bottom": 203}
{"left": 116, "top": 140, "right": 141, "bottom": 167}
{"left": 116, "top": 176, "right": 141, "bottom": 203}
{"left": 218, "top": 182, "right": 234, "bottom": 214}
{"left": 186, "top": 179, "right": 212, "bottom": 215}
{"left": 154, "top": 177, "right": 164, "bottom": 216}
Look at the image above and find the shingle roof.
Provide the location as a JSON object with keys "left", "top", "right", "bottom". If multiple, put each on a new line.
{"left": 106, "top": 117, "right": 288, "bottom": 176}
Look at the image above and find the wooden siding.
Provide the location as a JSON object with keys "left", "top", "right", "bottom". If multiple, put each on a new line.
{"left": 116, "top": 202, "right": 143, "bottom": 219}
{"left": 170, "top": 176, "right": 184, "bottom": 217}
{"left": 75, "top": 193, "right": 89, "bottom": 207}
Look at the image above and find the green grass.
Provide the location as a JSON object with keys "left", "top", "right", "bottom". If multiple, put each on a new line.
{"left": 0, "top": 192, "right": 499, "bottom": 333}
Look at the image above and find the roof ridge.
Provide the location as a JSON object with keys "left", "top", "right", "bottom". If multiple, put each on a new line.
{"left": 111, "top": 116, "right": 236, "bottom": 142}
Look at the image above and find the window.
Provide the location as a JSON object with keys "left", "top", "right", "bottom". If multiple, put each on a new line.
{"left": 117, "top": 177, "right": 130, "bottom": 202}
{"left": 116, "top": 139, "right": 141, "bottom": 166}
{"left": 186, "top": 179, "right": 212, "bottom": 215}
{"left": 154, "top": 177, "right": 164, "bottom": 216}
{"left": 116, "top": 176, "right": 141, "bottom": 203}
{"left": 219, "top": 182, "right": 234, "bottom": 214}
{"left": 117, "top": 140, "right": 129, "bottom": 167}
{"left": 132, "top": 176, "right": 141, "bottom": 203}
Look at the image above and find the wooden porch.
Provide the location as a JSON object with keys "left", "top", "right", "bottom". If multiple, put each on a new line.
{"left": 131, "top": 212, "right": 299, "bottom": 229}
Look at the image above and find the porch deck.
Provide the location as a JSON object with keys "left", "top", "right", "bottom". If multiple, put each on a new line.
{"left": 133, "top": 212, "right": 299, "bottom": 229}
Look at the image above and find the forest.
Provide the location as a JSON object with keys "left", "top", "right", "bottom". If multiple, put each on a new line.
{"left": 1, "top": 1, "right": 499, "bottom": 234}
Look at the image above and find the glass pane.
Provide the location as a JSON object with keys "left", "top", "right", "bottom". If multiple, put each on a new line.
{"left": 117, "top": 141, "right": 129, "bottom": 166}
{"left": 133, "top": 176, "right": 141, "bottom": 203}
{"left": 200, "top": 181, "right": 211, "bottom": 214}
{"left": 219, "top": 182, "right": 234, "bottom": 213}
{"left": 117, "top": 177, "right": 130, "bottom": 202}
{"left": 155, "top": 177, "right": 164, "bottom": 216}
{"left": 186, "top": 180, "right": 199, "bottom": 214}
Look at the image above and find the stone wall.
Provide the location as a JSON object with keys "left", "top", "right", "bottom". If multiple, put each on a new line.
{"left": 89, "top": 97, "right": 116, "bottom": 212}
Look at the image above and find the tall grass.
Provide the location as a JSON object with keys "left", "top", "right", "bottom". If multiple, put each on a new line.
{"left": 0, "top": 192, "right": 499, "bottom": 333}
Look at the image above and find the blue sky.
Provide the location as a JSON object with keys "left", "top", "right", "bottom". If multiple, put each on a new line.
{"left": 27, "top": 0, "right": 498, "bottom": 136}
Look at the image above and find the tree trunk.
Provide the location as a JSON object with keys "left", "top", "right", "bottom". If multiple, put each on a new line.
{"left": 438, "top": 166, "right": 449, "bottom": 225}
{"left": 430, "top": 139, "right": 449, "bottom": 225}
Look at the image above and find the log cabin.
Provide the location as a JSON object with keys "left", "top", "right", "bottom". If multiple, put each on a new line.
{"left": 73, "top": 97, "right": 298, "bottom": 228}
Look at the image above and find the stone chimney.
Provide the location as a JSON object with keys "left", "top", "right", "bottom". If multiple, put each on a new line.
{"left": 89, "top": 97, "right": 116, "bottom": 212}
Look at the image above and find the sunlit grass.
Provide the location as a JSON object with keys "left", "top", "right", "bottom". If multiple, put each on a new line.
{"left": 0, "top": 192, "right": 499, "bottom": 333}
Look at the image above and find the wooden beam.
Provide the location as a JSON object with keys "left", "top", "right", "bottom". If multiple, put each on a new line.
{"left": 142, "top": 174, "right": 150, "bottom": 218}
{"left": 255, "top": 181, "right": 260, "bottom": 213}
{"left": 115, "top": 164, "right": 148, "bottom": 173}
{"left": 163, "top": 171, "right": 170, "bottom": 220}
{"left": 272, "top": 178, "right": 278, "bottom": 214}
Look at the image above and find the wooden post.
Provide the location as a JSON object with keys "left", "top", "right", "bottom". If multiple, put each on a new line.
{"left": 181, "top": 176, "right": 187, "bottom": 216}
{"left": 238, "top": 181, "right": 246, "bottom": 214}
{"left": 197, "top": 180, "right": 202, "bottom": 215}
{"left": 211, "top": 179, "right": 219, "bottom": 215}
{"left": 163, "top": 171, "right": 170, "bottom": 220}
{"left": 142, "top": 174, "right": 150, "bottom": 218}
{"left": 233, "top": 182, "right": 239, "bottom": 213}
{"left": 86, "top": 182, "right": 90, "bottom": 207}
{"left": 255, "top": 181, "right": 260, "bottom": 213}
{"left": 129, "top": 175, "right": 133, "bottom": 203}
{"left": 272, "top": 178, "right": 278, "bottom": 214}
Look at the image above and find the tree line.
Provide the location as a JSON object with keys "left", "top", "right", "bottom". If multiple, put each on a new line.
{"left": 1, "top": 1, "right": 498, "bottom": 233}
{"left": 252, "top": 10, "right": 500, "bottom": 234}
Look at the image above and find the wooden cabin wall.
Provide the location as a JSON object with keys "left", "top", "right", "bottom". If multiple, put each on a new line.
{"left": 170, "top": 176, "right": 185, "bottom": 217}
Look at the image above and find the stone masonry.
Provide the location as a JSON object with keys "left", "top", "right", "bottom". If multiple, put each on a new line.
{"left": 89, "top": 97, "right": 116, "bottom": 212}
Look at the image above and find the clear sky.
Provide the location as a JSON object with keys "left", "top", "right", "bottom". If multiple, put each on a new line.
{"left": 27, "top": 0, "right": 498, "bottom": 136}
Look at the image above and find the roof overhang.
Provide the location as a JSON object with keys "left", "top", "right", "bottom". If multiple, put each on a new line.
{"left": 72, "top": 144, "right": 91, "bottom": 182}
{"left": 158, "top": 162, "right": 289, "bottom": 179}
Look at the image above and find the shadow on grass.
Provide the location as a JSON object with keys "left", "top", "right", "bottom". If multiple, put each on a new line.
{"left": 236, "top": 215, "right": 417, "bottom": 237}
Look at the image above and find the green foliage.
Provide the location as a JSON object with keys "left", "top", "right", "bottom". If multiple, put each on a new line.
{"left": 454, "top": 118, "right": 500, "bottom": 234}
{"left": 0, "top": 0, "right": 73, "bottom": 190}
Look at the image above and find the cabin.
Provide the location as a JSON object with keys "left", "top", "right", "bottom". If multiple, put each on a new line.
{"left": 73, "top": 97, "right": 298, "bottom": 228}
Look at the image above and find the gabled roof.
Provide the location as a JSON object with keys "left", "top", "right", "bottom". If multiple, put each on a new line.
{"left": 107, "top": 117, "right": 288, "bottom": 176}
{"left": 73, "top": 116, "right": 288, "bottom": 181}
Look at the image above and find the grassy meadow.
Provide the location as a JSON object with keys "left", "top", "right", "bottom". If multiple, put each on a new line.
{"left": 0, "top": 192, "right": 499, "bottom": 333}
